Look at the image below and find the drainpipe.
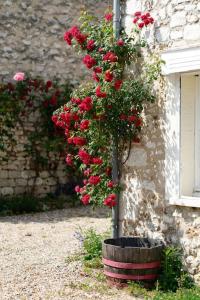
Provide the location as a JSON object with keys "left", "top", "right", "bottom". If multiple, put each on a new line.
{"left": 112, "top": 0, "right": 121, "bottom": 239}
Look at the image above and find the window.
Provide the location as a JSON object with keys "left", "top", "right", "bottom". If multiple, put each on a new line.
{"left": 180, "top": 74, "right": 200, "bottom": 197}
{"left": 162, "top": 46, "right": 200, "bottom": 207}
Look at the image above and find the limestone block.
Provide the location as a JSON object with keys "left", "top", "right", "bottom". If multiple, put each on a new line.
{"left": 184, "top": 24, "right": 200, "bottom": 40}
{"left": 0, "top": 179, "right": 15, "bottom": 187}
{"left": 44, "top": 177, "right": 57, "bottom": 186}
{"left": 155, "top": 26, "right": 170, "bottom": 42}
{"left": 141, "top": 180, "right": 155, "bottom": 191}
{"left": 16, "top": 179, "right": 28, "bottom": 186}
{"left": 1, "top": 187, "right": 13, "bottom": 195}
{"left": 185, "top": 4, "right": 196, "bottom": 11}
{"left": 8, "top": 171, "right": 21, "bottom": 179}
{"left": 186, "top": 15, "right": 199, "bottom": 24}
{"left": 39, "top": 171, "right": 49, "bottom": 179}
{"left": 125, "top": 0, "right": 141, "bottom": 15}
{"left": 146, "top": 141, "right": 156, "bottom": 149}
{"left": 126, "top": 148, "right": 147, "bottom": 167}
{"left": 159, "top": 8, "right": 166, "bottom": 20}
{"left": 170, "top": 29, "right": 183, "bottom": 40}
{"left": 0, "top": 170, "right": 8, "bottom": 179}
{"left": 170, "top": 11, "right": 186, "bottom": 28}
{"left": 35, "top": 178, "right": 43, "bottom": 186}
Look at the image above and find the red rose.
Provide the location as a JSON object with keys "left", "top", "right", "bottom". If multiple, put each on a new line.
{"left": 65, "top": 154, "right": 73, "bottom": 166}
{"left": 103, "top": 194, "right": 116, "bottom": 208}
{"left": 83, "top": 179, "right": 88, "bottom": 185}
{"left": 78, "top": 149, "right": 91, "bottom": 165}
{"left": 96, "top": 86, "right": 107, "bottom": 98}
{"left": 69, "top": 26, "right": 80, "bottom": 37}
{"left": 134, "top": 11, "right": 142, "bottom": 17}
{"left": 64, "top": 31, "right": 72, "bottom": 45}
{"left": 114, "top": 79, "right": 123, "bottom": 90}
{"left": 93, "top": 66, "right": 102, "bottom": 73}
{"left": 64, "top": 106, "right": 71, "bottom": 111}
{"left": 88, "top": 175, "right": 101, "bottom": 185}
{"left": 87, "top": 40, "right": 95, "bottom": 51}
{"left": 52, "top": 115, "right": 58, "bottom": 124}
{"left": 92, "top": 157, "right": 103, "bottom": 165}
{"left": 72, "top": 113, "right": 79, "bottom": 121}
{"left": 98, "top": 48, "right": 104, "bottom": 53}
{"left": 128, "top": 115, "right": 137, "bottom": 122}
{"left": 133, "top": 136, "right": 141, "bottom": 143}
{"left": 67, "top": 137, "right": 74, "bottom": 144}
{"left": 103, "top": 51, "right": 118, "bottom": 63}
{"left": 64, "top": 128, "right": 70, "bottom": 136}
{"left": 107, "top": 181, "right": 114, "bottom": 188}
{"left": 46, "top": 80, "right": 52, "bottom": 89}
{"left": 61, "top": 112, "right": 71, "bottom": 124}
{"left": 73, "top": 137, "right": 87, "bottom": 146}
{"left": 104, "top": 70, "right": 114, "bottom": 82}
{"left": 149, "top": 17, "right": 154, "bottom": 24}
{"left": 83, "top": 55, "right": 96, "bottom": 69}
{"left": 104, "top": 13, "right": 113, "bottom": 22}
{"left": 92, "top": 72, "right": 100, "bottom": 82}
{"left": 75, "top": 185, "right": 81, "bottom": 193}
{"left": 117, "top": 39, "right": 124, "bottom": 46}
{"left": 135, "top": 118, "right": 142, "bottom": 127}
{"left": 138, "top": 22, "right": 145, "bottom": 28}
{"left": 133, "top": 17, "right": 139, "bottom": 24}
{"left": 79, "top": 96, "right": 93, "bottom": 111}
{"left": 71, "top": 98, "right": 82, "bottom": 105}
{"left": 84, "top": 168, "right": 91, "bottom": 176}
{"left": 75, "top": 32, "right": 87, "bottom": 44}
{"left": 80, "top": 120, "right": 90, "bottom": 130}
{"left": 81, "top": 194, "right": 90, "bottom": 205}
{"left": 119, "top": 113, "right": 127, "bottom": 120}
{"left": 105, "top": 166, "right": 112, "bottom": 176}
{"left": 50, "top": 95, "right": 57, "bottom": 106}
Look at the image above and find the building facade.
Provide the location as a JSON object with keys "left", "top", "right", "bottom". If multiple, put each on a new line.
{"left": 121, "top": 0, "right": 200, "bottom": 282}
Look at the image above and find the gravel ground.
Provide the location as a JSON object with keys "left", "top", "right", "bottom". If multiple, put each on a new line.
{"left": 0, "top": 207, "right": 140, "bottom": 300}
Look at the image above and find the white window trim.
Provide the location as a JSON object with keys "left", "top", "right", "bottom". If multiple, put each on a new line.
{"left": 163, "top": 46, "right": 200, "bottom": 208}
{"left": 194, "top": 76, "right": 200, "bottom": 193}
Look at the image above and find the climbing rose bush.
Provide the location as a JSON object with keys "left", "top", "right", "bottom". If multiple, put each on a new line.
{"left": 52, "top": 10, "right": 161, "bottom": 208}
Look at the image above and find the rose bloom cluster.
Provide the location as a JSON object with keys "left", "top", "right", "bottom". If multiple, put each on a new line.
{"left": 133, "top": 11, "right": 154, "bottom": 28}
{"left": 53, "top": 11, "right": 151, "bottom": 207}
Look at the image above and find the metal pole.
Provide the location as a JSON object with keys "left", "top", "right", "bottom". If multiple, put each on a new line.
{"left": 112, "top": 0, "right": 121, "bottom": 239}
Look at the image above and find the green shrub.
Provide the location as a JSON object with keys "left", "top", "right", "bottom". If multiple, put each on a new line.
{"left": 158, "top": 247, "right": 194, "bottom": 292}
{"left": 0, "top": 194, "right": 77, "bottom": 216}
{"left": 153, "top": 287, "right": 200, "bottom": 300}
{"left": 83, "top": 229, "right": 103, "bottom": 261}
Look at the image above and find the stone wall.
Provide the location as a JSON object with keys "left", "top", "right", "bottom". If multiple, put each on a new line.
{"left": 0, "top": 0, "right": 108, "bottom": 197}
{"left": 121, "top": 0, "right": 200, "bottom": 282}
{"left": 0, "top": 0, "right": 107, "bottom": 83}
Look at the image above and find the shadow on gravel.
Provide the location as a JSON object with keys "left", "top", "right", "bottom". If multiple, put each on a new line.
{"left": 0, "top": 206, "right": 111, "bottom": 224}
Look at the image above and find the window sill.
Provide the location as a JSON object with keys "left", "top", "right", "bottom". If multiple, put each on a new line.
{"left": 169, "top": 196, "right": 200, "bottom": 208}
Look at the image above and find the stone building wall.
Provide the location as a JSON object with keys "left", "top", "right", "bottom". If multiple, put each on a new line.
{"left": 121, "top": 0, "right": 200, "bottom": 282}
{"left": 0, "top": 0, "right": 108, "bottom": 197}
{"left": 0, "top": 0, "right": 108, "bottom": 83}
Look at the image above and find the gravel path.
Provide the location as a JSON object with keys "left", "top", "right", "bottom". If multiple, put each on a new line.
{"left": 0, "top": 207, "right": 140, "bottom": 300}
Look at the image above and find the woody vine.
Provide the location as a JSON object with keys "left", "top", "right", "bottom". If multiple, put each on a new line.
{"left": 52, "top": 10, "right": 161, "bottom": 208}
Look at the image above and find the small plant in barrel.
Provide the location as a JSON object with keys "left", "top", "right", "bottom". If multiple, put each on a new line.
{"left": 52, "top": 10, "right": 161, "bottom": 208}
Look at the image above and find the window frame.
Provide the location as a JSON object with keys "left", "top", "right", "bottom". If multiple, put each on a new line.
{"left": 163, "top": 47, "right": 200, "bottom": 208}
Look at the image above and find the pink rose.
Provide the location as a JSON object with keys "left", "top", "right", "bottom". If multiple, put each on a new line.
{"left": 13, "top": 72, "right": 25, "bottom": 81}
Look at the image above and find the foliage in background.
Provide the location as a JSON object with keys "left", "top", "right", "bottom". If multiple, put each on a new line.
{"left": 52, "top": 10, "right": 162, "bottom": 208}
{"left": 0, "top": 77, "right": 73, "bottom": 166}
{"left": 72, "top": 228, "right": 109, "bottom": 269}
{"left": 0, "top": 193, "right": 78, "bottom": 216}
{"left": 158, "top": 246, "right": 194, "bottom": 292}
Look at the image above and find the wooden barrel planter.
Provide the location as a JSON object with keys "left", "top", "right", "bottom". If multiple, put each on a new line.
{"left": 102, "top": 237, "right": 163, "bottom": 284}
